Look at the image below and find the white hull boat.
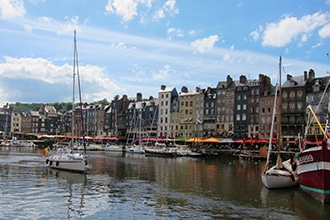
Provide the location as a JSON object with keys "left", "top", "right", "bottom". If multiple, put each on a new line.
{"left": 262, "top": 159, "right": 298, "bottom": 189}
{"left": 46, "top": 147, "right": 87, "bottom": 173}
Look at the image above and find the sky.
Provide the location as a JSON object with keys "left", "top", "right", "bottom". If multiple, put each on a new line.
{"left": 1, "top": 0, "right": 330, "bottom": 105}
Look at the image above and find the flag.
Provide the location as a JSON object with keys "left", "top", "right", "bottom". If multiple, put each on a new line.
{"left": 42, "top": 147, "right": 49, "bottom": 155}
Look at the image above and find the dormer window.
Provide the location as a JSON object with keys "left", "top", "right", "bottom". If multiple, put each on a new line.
{"left": 313, "top": 79, "right": 320, "bottom": 92}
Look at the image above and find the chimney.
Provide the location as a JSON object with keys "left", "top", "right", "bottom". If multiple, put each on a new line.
{"left": 136, "top": 92, "right": 142, "bottom": 101}
{"left": 181, "top": 86, "right": 188, "bottom": 93}
{"left": 304, "top": 71, "right": 307, "bottom": 81}
{"left": 309, "top": 69, "right": 315, "bottom": 81}
{"left": 239, "top": 75, "right": 247, "bottom": 84}
{"left": 227, "top": 75, "right": 233, "bottom": 88}
{"left": 287, "top": 74, "right": 292, "bottom": 81}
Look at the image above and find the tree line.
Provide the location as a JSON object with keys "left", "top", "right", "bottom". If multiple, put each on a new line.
{"left": 8, "top": 98, "right": 110, "bottom": 113}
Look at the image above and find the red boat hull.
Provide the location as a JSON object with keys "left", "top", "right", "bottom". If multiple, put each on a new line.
{"left": 296, "top": 142, "right": 330, "bottom": 203}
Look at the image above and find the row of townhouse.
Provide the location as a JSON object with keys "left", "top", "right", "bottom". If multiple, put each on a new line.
{"left": 0, "top": 68, "right": 328, "bottom": 142}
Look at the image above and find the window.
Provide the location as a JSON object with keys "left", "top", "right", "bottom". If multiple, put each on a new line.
{"left": 290, "top": 91, "right": 295, "bottom": 99}
{"left": 236, "top": 114, "right": 241, "bottom": 121}
{"left": 282, "top": 91, "right": 287, "bottom": 99}
{"left": 283, "top": 103, "right": 288, "bottom": 110}
{"left": 290, "top": 103, "right": 295, "bottom": 110}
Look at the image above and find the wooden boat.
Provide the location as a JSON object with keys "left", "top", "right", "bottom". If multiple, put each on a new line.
{"left": 45, "top": 30, "right": 87, "bottom": 173}
{"left": 239, "top": 146, "right": 267, "bottom": 160}
{"left": 296, "top": 105, "right": 330, "bottom": 203}
{"left": 261, "top": 57, "right": 299, "bottom": 189}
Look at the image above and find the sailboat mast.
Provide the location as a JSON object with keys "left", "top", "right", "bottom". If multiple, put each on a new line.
{"left": 275, "top": 56, "right": 284, "bottom": 168}
{"left": 71, "top": 30, "right": 77, "bottom": 146}
{"left": 73, "top": 30, "right": 86, "bottom": 154}
{"left": 278, "top": 56, "right": 282, "bottom": 152}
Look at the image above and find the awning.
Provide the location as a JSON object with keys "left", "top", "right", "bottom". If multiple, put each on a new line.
{"left": 186, "top": 137, "right": 204, "bottom": 143}
{"left": 202, "top": 137, "right": 221, "bottom": 143}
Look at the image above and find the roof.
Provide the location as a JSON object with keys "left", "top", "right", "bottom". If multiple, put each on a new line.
{"left": 282, "top": 75, "right": 306, "bottom": 88}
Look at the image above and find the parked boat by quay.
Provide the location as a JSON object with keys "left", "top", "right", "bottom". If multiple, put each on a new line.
{"left": 104, "top": 143, "right": 124, "bottom": 152}
{"left": 296, "top": 104, "right": 330, "bottom": 203}
{"left": 126, "top": 144, "right": 145, "bottom": 154}
{"left": 144, "top": 147, "right": 177, "bottom": 157}
{"left": 261, "top": 61, "right": 299, "bottom": 189}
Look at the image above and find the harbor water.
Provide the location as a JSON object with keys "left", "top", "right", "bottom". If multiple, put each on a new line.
{"left": 0, "top": 146, "right": 329, "bottom": 219}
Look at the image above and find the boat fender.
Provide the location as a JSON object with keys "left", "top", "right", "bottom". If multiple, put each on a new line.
{"left": 49, "top": 161, "right": 53, "bottom": 166}
{"left": 56, "top": 161, "right": 59, "bottom": 167}
{"left": 85, "top": 160, "right": 88, "bottom": 166}
{"left": 46, "top": 159, "right": 49, "bottom": 164}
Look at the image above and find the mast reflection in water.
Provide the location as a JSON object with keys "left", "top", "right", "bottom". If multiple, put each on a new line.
{"left": 0, "top": 146, "right": 329, "bottom": 219}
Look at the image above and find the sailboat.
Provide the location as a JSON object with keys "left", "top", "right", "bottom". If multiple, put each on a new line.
{"left": 45, "top": 30, "right": 87, "bottom": 173}
{"left": 261, "top": 56, "right": 299, "bottom": 189}
{"left": 126, "top": 104, "right": 146, "bottom": 154}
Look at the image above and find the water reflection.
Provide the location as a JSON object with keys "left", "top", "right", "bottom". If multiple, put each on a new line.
{"left": 46, "top": 170, "right": 87, "bottom": 219}
{"left": 1, "top": 147, "right": 330, "bottom": 219}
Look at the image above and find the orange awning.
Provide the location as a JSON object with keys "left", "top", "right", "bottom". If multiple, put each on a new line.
{"left": 202, "top": 137, "right": 221, "bottom": 143}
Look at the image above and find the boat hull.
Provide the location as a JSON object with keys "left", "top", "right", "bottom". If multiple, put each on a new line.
{"left": 46, "top": 157, "right": 86, "bottom": 173}
{"left": 144, "top": 148, "right": 176, "bottom": 157}
{"left": 262, "top": 168, "right": 298, "bottom": 189}
{"left": 297, "top": 144, "right": 330, "bottom": 203}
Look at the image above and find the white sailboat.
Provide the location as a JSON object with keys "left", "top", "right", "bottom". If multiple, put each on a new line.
{"left": 45, "top": 30, "right": 87, "bottom": 173}
{"left": 261, "top": 56, "right": 298, "bottom": 189}
{"left": 126, "top": 104, "right": 145, "bottom": 154}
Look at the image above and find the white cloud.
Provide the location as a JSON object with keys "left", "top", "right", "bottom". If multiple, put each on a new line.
{"left": 105, "top": 0, "right": 178, "bottom": 23}
{"left": 319, "top": 23, "right": 330, "bottom": 38}
{"left": 0, "top": 0, "right": 26, "bottom": 19}
{"left": 0, "top": 56, "right": 120, "bottom": 102}
{"left": 37, "top": 16, "right": 82, "bottom": 35}
{"left": 153, "top": 8, "right": 165, "bottom": 20}
{"left": 164, "top": 0, "right": 179, "bottom": 14}
{"left": 139, "top": 0, "right": 153, "bottom": 8}
{"left": 105, "top": 0, "right": 138, "bottom": 22}
{"left": 250, "top": 25, "right": 263, "bottom": 41}
{"left": 167, "top": 27, "right": 184, "bottom": 39}
{"left": 191, "top": 35, "right": 219, "bottom": 53}
{"left": 153, "top": 0, "right": 178, "bottom": 21}
{"left": 188, "top": 30, "right": 195, "bottom": 35}
{"left": 261, "top": 12, "right": 330, "bottom": 47}
{"left": 153, "top": 65, "right": 170, "bottom": 80}
{"left": 223, "top": 53, "right": 231, "bottom": 62}
{"left": 111, "top": 42, "right": 127, "bottom": 49}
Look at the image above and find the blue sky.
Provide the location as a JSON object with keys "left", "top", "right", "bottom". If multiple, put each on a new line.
{"left": 1, "top": 0, "right": 330, "bottom": 105}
